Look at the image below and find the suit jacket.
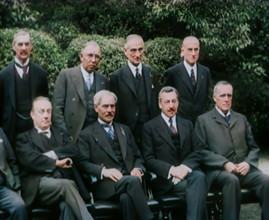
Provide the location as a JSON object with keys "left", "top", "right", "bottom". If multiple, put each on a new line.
{"left": 195, "top": 108, "right": 260, "bottom": 185}
{"left": 142, "top": 115, "right": 203, "bottom": 192}
{"left": 164, "top": 62, "right": 210, "bottom": 122}
{"left": 0, "top": 61, "right": 48, "bottom": 145}
{"left": 0, "top": 128, "right": 21, "bottom": 190}
{"left": 78, "top": 121, "right": 145, "bottom": 200}
{"left": 110, "top": 64, "right": 160, "bottom": 131}
{"left": 52, "top": 66, "right": 109, "bottom": 142}
{"left": 15, "top": 127, "right": 89, "bottom": 207}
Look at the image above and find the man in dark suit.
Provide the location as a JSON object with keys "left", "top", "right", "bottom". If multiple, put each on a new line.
{"left": 110, "top": 34, "right": 159, "bottom": 146}
{"left": 78, "top": 90, "right": 154, "bottom": 220}
{"left": 195, "top": 81, "right": 269, "bottom": 220}
{"left": 53, "top": 41, "right": 109, "bottom": 142}
{"left": 164, "top": 36, "right": 210, "bottom": 123}
{"left": 0, "top": 128, "right": 27, "bottom": 219}
{"left": 16, "top": 97, "right": 93, "bottom": 220}
{"left": 0, "top": 30, "right": 48, "bottom": 147}
{"left": 142, "top": 86, "right": 207, "bottom": 220}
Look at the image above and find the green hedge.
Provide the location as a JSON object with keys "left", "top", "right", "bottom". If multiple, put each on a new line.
{"left": 0, "top": 28, "right": 67, "bottom": 96}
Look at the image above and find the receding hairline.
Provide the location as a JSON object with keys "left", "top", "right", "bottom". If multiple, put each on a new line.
{"left": 213, "top": 81, "right": 233, "bottom": 96}
{"left": 158, "top": 86, "right": 179, "bottom": 101}
{"left": 31, "top": 96, "right": 51, "bottom": 112}
{"left": 13, "top": 30, "right": 31, "bottom": 45}
{"left": 124, "top": 34, "right": 144, "bottom": 49}
{"left": 94, "top": 90, "right": 118, "bottom": 105}
{"left": 80, "top": 41, "right": 101, "bottom": 55}
{"left": 182, "top": 36, "right": 199, "bottom": 48}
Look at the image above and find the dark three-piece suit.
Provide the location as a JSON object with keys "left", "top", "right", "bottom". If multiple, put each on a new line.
{"left": 142, "top": 115, "right": 207, "bottom": 220}
{"left": 78, "top": 121, "right": 154, "bottom": 220}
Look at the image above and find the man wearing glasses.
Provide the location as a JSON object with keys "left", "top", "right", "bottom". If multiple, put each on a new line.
{"left": 52, "top": 41, "right": 109, "bottom": 142}
{"left": 110, "top": 34, "right": 160, "bottom": 147}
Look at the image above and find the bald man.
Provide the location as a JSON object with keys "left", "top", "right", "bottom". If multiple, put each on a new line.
{"left": 110, "top": 34, "right": 160, "bottom": 147}
{"left": 164, "top": 36, "right": 211, "bottom": 123}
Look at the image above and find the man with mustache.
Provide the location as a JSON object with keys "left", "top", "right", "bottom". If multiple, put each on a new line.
{"left": 195, "top": 81, "right": 269, "bottom": 220}
{"left": 78, "top": 90, "right": 154, "bottom": 220}
{"left": 142, "top": 86, "right": 207, "bottom": 220}
{"left": 0, "top": 30, "right": 48, "bottom": 148}
{"left": 52, "top": 41, "right": 109, "bottom": 142}
{"left": 110, "top": 34, "right": 160, "bottom": 147}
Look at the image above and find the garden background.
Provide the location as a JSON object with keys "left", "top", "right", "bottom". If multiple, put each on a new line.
{"left": 1, "top": 0, "right": 268, "bottom": 150}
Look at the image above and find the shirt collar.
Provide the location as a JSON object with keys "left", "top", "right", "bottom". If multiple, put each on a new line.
{"left": 215, "top": 106, "right": 231, "bottom": 118}
{"left": 15, "top": 57, "right": 29, "bottom": 67}
{"left": 98, "top": 118, "right": 113, "bottom": 127}
{"left": 127, "top": 60, "right": 142, "bottom": 77}
{"left": 35, "top": 127, "right": 51, "bottom": 138}
{"left": 183, "top": 60, "right": 197, "bottom": 76}
{"left": 161, "top": 112, "right": 177, "bottom": 127}
{"left": 81, "top": 65, "right": 94, "bottom": 82}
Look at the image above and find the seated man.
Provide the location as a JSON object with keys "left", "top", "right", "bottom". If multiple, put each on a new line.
{"left": 142, "top": 86, "right": 207, "bottom": 220}
{"left": 0, "top": 128, "right": 27, "bottom": 220}
{"left": 15, "top": 96, "right": 93, "bottom": 220}
{"left": 195, "top": 81, "right": 269, "bottom": 220}
{"left": 78, "top": 90, "right": 154, "bottom": 220}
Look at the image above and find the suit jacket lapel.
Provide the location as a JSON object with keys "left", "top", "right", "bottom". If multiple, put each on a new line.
{"left": 176, "top": 116, "right": 185, "bottom": 150}
{"left": 179, "top": 63, "right": 194, "bottom": 96}
{"left": 114, "top": 123, "right": 127, "bottom": 160}
{"left": 121, "top": 65, "right": 137, "bottom": 97}
{"left": 213, "top": 108, "right": 229, "bottom": 127}
{"left": 93, "top": 71, "right": 101, "bottom": 91}
{"left": 229, "top": 111, "right": 238, "bottom": 129}
{"left": 71, "top": 66, "right": 86, "bottom": 106}
{"left": 8, "top": 62, "right": 16, "bottom": 110}
{"left": 195, "top": 64, "right": 205, "bottom": 98}
{"left": 155, "top": 115, "right": 176, "bottom": 150}
{"left": 29, "top": 62, "right": 38, "bottom": 99}
{"left": 93, "top": 122, "right": 119, "bottom": 162}
{"left": 142, "top": 65, "right": 153, "bottom": 108}
{"left": 50, "top": 127, "right": 64, "bottom": 147}
{"left": 30, "top": 128, "right": 51, "bottom": 152}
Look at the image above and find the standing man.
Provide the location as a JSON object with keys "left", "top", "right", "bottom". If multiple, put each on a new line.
{"left": 0, "top": 30, "right": 48, "bottom": 147}
{"left": 110, "top": 34, "right": 160, "bottom": 146}
{"left": 16, "top": 97, "right": 93, "bottom": 220}
{"left": 164, "top": 36, "right": 210, "bottom": 123}
{"left": 142, "top": 86, "right": 207, "bottom": 220}
{"left": 195, "top": 81, "right": 269, "bottom": 220}
{"left": 0, "top": 128, "right": 27, "bottom": 220}
{"left": 78, "top": 90, "right": 154, "bottom": 220}
{"left": 53, "top": 41, "right": 109, "bottom": 142}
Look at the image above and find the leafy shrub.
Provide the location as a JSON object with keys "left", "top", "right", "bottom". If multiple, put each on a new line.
{"left": 0, "top": 28, "right": 67, "bottom": 96}
{"left": 65, "top": 34, "right": 126, "bottom": 77}
{"left": 144, "top": 37, "right": 182, "bottom": 82}
{"left": 42, "top": 21, "right": 80, "bottom": 50}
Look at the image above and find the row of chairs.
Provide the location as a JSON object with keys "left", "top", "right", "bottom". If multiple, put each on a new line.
{"left": 0, "top": 173, "right": 259, "bottom": 220}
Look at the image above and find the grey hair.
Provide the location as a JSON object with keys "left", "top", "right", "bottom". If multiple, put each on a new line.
{"left": 13, "top": 30, "right": 31, "bottom": 45}
{"left": 213, "top": 81, "right": 233, "bottom": 96}
{"left": 158, "top": 86, "right": 179, "bottom": 102}
{"left": 80, "top": 41, "right": 100, "bottom": 55}
{"left": 94, "top": 90, "right": 118, "bottom": 105}
{"left": 31, "top": 96, "right": 51, "bottom": 112}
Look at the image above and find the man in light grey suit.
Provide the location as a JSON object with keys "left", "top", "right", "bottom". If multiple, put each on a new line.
{"left": 195, "top": 81, "right": 269, "bottom": 220}
{"left": 52, "top": 41, "right": 109, "bottom": 142}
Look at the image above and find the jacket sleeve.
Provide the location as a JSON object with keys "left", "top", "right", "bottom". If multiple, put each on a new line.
{"left": 52, "top": 70, "right": 68, "bottom": 135}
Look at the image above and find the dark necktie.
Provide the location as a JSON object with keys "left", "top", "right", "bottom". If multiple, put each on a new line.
{"left": 40, "top": 131, "right": 49, "bottom": 138}
{"left": 136, "top": 68, "right": 142, "bottom": 80}
{"left": 190, "top": 69, "right": 196, "bottom": 86}
{"left": 15, "top": 62, "right": 28, "bottom": 78}
{"left": 169, "top": 118, "right": 178, "bottom": 135}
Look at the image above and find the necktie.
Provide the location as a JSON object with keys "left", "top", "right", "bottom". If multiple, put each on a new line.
{"left": 190, "top": 69, "right": 196, "bottom": 86}
{"left": 169, "top": 118, "right": 177, "bottom": 135}
{"left": 86, "top": 75, "right": 91, "bottom": 90}
{"left": 40, "top": 131, "right": 49, "bottom": 138}
{"left": 136, "top": 68, "right": 142, "bottom": 80}
{"left": 15, "top": 62, "right": 28, "bottom": 78}
{"left": 224, "top": 115, "right": 230, "bottom": 124}
{"left": 102, "top": 124, "right": 114, "bottom": 140}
